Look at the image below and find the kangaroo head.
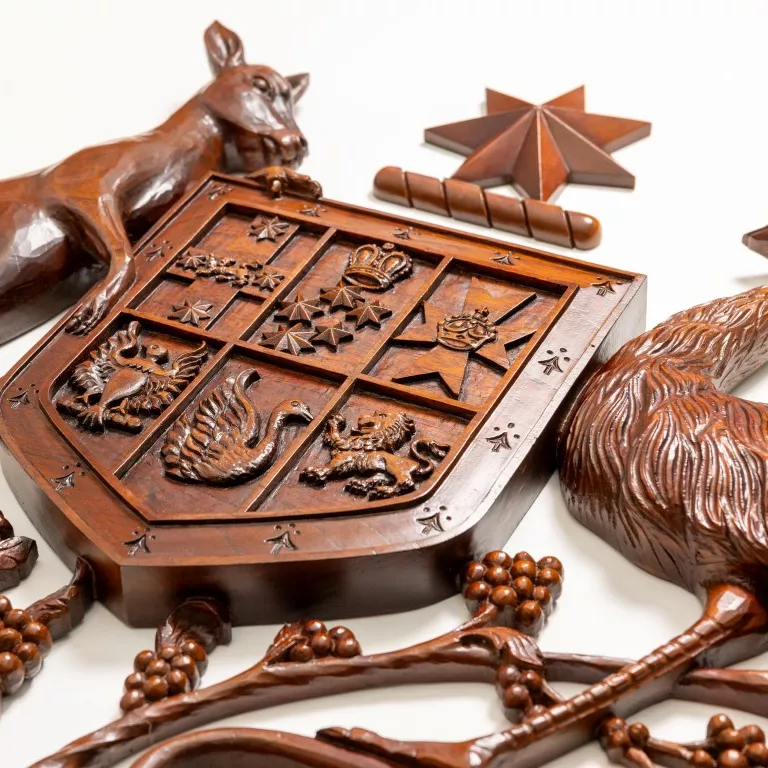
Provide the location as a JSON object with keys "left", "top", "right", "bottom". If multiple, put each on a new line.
{"left": 199, "top": 21, "right": 309, "bottom": 171}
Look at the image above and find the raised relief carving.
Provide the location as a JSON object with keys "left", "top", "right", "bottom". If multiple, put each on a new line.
{"left": 343, "top": 242, "right": 412, "bottom": 291}
{"left": 161, "top": 370, "right": 313, "bottom": 486}
{"left": 260, "top": 324, "right": 317, "bottom": 355}
{"left": 178, "top": 248, "right": 284, "bottom": 291}
{"left": 168, "top": 299, "right": 213, "bottom": 327}
{"left": 56, "top": 322, "right": 207, "bottom": 432}
{"left": 319, "top": 281, "right": 365, "bottom": 311}
{"left": 393, "top": 277, "right": 537, "bottom": 397}
{"left": 300, "top": 411, "right": 450, "bottom": 500}
{"left": 312, "top": 320, "right": 354, "bottom": 351}
{"left": 274, "top": 294, "right": 324, "bottom": 325}
{"left": 345, "top": 299, "right": 392, "bottom": 329}
{"left": 248, "top": 215, "right": 290, "bottom": 242}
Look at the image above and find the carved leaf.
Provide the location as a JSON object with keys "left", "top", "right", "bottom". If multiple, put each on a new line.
{"left": 27, "top": 558, "right": 94, "bottom": 640}
{"left": 155, "top": 597, "right": 232, "bottom": 653}
{"left": 0, "top": 536, "right": 38, "bottom": 590}
{"left": 459, "top": 627, "right": 544, "bottom": 670}
{"left": 0, "top": 511, "right": 13, "bottom": 541}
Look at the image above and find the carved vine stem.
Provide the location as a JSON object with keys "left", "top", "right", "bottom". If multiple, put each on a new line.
{"left": 31, "top": 549, "right": 768, "bottom": 768}
{"left": 0, "top": 509, "right": 38, "bottom": 590}
{"left": 0, "top": 559, "right": 94, "bottom": 711}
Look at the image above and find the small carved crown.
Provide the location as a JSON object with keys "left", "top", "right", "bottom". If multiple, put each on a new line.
{"left": 343, "top": 243, "right": 412, "bottom": 291}
{"left": 437, "top": 307, "right": 497, "bottom": 352}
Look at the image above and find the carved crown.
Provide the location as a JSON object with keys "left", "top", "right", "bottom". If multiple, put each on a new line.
{"left": 343, "top": 243, "right": 412, "bottom": 291}
{"left": 437, "top": 307, "right": 498, "bottom": 352}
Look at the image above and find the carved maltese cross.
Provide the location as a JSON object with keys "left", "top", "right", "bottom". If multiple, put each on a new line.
{"left": 392, "top": 277, "right": 537, "bottom": 398}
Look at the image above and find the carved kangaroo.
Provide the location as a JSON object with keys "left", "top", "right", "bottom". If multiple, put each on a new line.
{"left": 0, "top": 21, "right": 309, "bottom": 343}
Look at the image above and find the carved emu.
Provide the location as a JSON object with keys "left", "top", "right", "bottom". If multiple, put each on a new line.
{"left": 0, "top": 21, "right": 309, "bottom": 342}
{"left": 316, "top": 285, "right": 768, "bottom": 767}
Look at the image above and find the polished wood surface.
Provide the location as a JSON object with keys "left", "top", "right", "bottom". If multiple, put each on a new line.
{"left": 0, "top": 21, "right": 309, "bottom": 344}
{"left": 0, "top": 559, "right": 93, "bottom": 709}
{"left": 373, "top": 166, "right": 602, "bottom": 250}
{"left": 120, "top": 597, "right": 231, "bottom": 713}
{"left": 425, "top": 86, "right": 651, "bottom": 201}
{"left": 0, "top": 509, "right": 37, "bottom": 590}
{"left": 34, "top": 548, "right": 768, "bottom": 768}
{"left": 0, "top": 170, "right": 645, "bottom": 627}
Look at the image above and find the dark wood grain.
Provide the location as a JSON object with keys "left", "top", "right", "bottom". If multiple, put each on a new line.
{"left": 0, "top": 170, "right": 646, "bottom": 627}
{"left": 425, "top": 86, "right": 651, "bottom": 201}
{"left": 0, "top": 21, "right": 309, "bottom": 344}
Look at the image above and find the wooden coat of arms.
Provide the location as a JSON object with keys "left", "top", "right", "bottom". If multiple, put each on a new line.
{"left": 0, "top": 171, "right": 645, "bottom": 626}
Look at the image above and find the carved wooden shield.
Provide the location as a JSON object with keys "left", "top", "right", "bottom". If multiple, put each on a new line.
{"left": 0, "top": 174, "right": 645, "bottom": 626}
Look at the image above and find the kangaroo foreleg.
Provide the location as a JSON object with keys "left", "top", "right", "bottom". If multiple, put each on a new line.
{"left": 64, "top": 197, "right": 135, "bottom": 335}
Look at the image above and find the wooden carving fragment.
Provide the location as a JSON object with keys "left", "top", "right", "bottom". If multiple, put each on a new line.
{"left": 425, "top": 86, "right": 651, "bottom": 201}
{"left": 0, "top": 170, "right": 645, "bottom": 627}
{"left": 121, "top": 598, "right": 231, "bottom": 712}
{"left": 0, "top": 558, "right": 93, "bottom": 708}
{"left": 0, "top": 21, "right": 310, "bottom": 344}
{"left": 0, "top": 510, "right": 37, "bottom": 590}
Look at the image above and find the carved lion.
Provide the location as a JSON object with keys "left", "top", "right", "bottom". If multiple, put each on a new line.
{"left": 299, "top": 411, "right": 450, "bottom": 500}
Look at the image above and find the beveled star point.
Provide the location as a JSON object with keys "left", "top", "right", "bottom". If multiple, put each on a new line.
{"left": 168, "top": 298, "right": 214, "bottom": 326}
{"left": 346, "top": 300, "right": 392, "bottom": 329}
{"left": 425, "top": 86, "right": 651, "bottom": 201}
{"left": 275, "top": 293, "right": 324, "bottom": 325}
{"left": 312, "top": 320, "right": 354, "bottom": 351}
{"left": 261, "top": 324, "right": 316, "bottom": 356}
{"left": 319, "top": 281, "right": 366, "bottom": 311}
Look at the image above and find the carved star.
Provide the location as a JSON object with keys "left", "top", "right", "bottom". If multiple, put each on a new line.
{"left": 180, "top": 248, "right": 212, "bottom": 270}
{"left": 249, "top": 216, "right": 290, "bottom": 241}
{"left": 392, "top": 277, "right": 537, "bottom": 398}
{"left": 425, "top": 86, "right": 651, "bottom": 201}
{"left": 253, "top": 271, "right": 285, "bottom": 291}
{"left": 346, "top": 300, "right": 392, "bottom": 329}
{"left": 261, "top": 324, "right": 316, "bottom": 355}
{"left": 275, "top": 294, "right": 324, "bottom": 325}
{"left": 168, "top": 299, "right": 213, "bottom": 326}
{"left": 319, "top": 281, "right": 366, "bottom": 311}
{"left": 312, "top": 320, "right": 354, "bottom": 351}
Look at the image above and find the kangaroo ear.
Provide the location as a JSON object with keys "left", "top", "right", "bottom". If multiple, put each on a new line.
{"left": 204, "top": 21, "right": 245, "bottom": 74}
{"left": 287, "top": 73, "right": 310, "bottom": 102}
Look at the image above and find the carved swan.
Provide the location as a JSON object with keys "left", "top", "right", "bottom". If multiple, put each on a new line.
{"left": 161, "top": 370, "right": 313, "bottom": 485}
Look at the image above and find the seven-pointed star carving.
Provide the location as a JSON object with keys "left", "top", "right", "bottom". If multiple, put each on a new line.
{"left": 168, "top": 299, "right": 214, "bottom": 327}
{"left": 346, "top": 300, "right": 392, "bottom": 329}
{"left": 261, "top": 324, "right": 316, "bottom": 355}
{"left": 319, "top": 281, "right": 366, "bottom": 311}
{"left": 249, "top": 216, "right": 290, "bottom": 241}
{"left": 312, "top": 320, "right": 354, "bottom": 351}
{"left": 275, "top": 294, "right": 324, "bottom": 325}
{"left": 392, "top": 277, "right": 537, "bottom": 398}
{"left": 425, "top": 86, "right": 651, "bottom": 201}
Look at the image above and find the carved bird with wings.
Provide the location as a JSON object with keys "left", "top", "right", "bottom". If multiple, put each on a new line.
{"left": 56, "top": 321, "right": 207, "bottom": 432}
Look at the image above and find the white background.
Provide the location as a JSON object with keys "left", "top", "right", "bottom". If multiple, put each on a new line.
{"left": 2, "top": 1, "right": 768, "bottom": 766}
